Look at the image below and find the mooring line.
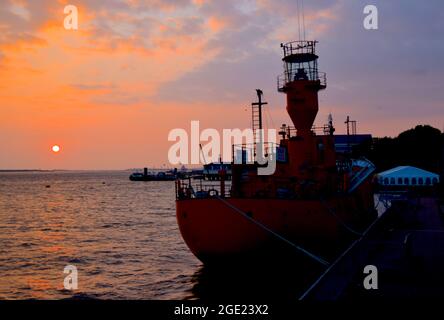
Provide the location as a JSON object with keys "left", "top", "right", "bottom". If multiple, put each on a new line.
{"left": 298, "top": 203, "right": 390, "bottom": 301}
{"left": 319, "top": 198, "right": 363, "bottom": 237}
{"left": 214, "top": 195, "right": 330, "bottom": 267}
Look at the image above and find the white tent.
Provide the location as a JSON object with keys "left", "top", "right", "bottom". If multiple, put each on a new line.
{"left": 376, "top": 166, "right": 440, "bottom": 186}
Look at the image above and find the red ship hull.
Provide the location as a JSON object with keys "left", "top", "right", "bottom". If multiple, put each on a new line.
{"left": 176, "top": 182, "right": 375, "bottom": 264}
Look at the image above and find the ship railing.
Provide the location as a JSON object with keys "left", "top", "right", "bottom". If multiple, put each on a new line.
{"left": 279, "top": 125, "right": 331, "bottom": 139}
{"left": 176, "top": 178, "right": 232, "bottom": 200}
{"left": 231, "top": 142, "right": 278, "bottom": 165}
{"left": 278, "top": 70, "right": 326, "bottom": 92}
{"left": 348, "top": 157, "right": 376, "bottom": 193}
{"left": 312, "top": 125, "right": 332, "bottom": 135}
{"left": 279, "top": 125, "right": 297, "bottom": 138}
{"left": 281, "top": 40, "right": 318, "bottom": 57}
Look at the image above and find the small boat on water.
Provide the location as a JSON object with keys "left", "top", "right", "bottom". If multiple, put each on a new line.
{"left": 129, "top": 168, "right": 177, "bottom": 181}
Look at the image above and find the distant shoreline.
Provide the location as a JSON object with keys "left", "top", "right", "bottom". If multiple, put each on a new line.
{"left": 0, "top": 169, "right": 53, "bottom": 172}
{"left": 0, "top": 168, "right": 198, "bottom": 172}
{"left": 0, "top": 169, "right": 173, "bottom": 172}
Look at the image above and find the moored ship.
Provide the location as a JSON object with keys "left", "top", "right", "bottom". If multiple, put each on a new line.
{"left": 175, "top": 41, "right": 377, "bottom": 265}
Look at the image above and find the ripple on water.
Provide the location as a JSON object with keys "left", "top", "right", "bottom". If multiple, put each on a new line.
{"left": 0, "top": 171, "right": 200, "bottom": 299}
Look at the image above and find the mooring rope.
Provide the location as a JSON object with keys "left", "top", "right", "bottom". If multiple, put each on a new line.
{"left": 298, "top": 202, "right": 389, "bottom": 301}
{"left": 214, "top": 195, "right": 330, "bottom": 267}
{"left": 320, "top": 198, "right": 363, "bottom": 237}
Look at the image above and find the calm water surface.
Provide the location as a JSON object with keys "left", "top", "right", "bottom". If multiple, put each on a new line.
{"left": 0, "top": 171, "right": 326, "bottom": 300}
{"left": 0, "top": 171, "right": 201, "bottom": 299}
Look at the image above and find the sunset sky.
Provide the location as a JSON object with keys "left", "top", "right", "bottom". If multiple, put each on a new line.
{"left": 0, "top": 0, "right": 443, "bottom": 170}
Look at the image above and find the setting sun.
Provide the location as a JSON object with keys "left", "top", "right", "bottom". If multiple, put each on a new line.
{"left": 52, "top": 145, "right": 60, "bottom": 153}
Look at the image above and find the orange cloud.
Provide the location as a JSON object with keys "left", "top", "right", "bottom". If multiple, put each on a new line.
{"left": 207, "top": 16, "right": 227, "bottom": 33}
{"left": 3, "top": 0, "right": 435, "bottom": 170}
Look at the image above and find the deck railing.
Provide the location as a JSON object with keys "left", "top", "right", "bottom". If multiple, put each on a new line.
{"left": 281, "top": 40, "right": 318, "bottom": 57}
{"left": 278, "top": 70, "right": 327, "bottom": 92}
{"left": 176, "top": 178, "right": 231, "bottom": 200}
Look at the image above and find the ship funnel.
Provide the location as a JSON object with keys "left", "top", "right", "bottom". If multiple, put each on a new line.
{"left": 277, "top": 41, "right": 326, "bottom": 135}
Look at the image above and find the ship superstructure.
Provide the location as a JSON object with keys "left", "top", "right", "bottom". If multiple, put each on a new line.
{"left": 175, "top": 41, "right": 376, "bottom": 264}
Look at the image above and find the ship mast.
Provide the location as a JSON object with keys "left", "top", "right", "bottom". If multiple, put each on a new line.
{"left": 278, "top": 40, "right": 326, "bottom": 136}
{"left": 251, "top": 89, "right": 268, "bottom": 147}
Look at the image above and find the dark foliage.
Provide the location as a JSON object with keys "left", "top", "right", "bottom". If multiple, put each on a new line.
{"left": 352, "top": 125, "right": 443, "bottom": 175}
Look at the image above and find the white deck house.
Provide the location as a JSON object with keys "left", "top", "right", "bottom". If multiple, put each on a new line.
{"left": 376, "top": 166, "right": 440, "bottom": 187}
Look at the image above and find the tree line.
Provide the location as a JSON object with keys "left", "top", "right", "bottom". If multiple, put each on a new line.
{"left": 353, "top": 125, "right": 444, "bottom": 177}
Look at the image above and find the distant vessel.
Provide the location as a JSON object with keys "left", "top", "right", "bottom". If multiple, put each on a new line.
{"left": 130, "top": 168, "right": 176, "bottom": 181}
{"left": 203, "top": 162, "right": 231, "bottom": 180}
{"left": 175, "top": 41, "right": 377, "bottom": 264}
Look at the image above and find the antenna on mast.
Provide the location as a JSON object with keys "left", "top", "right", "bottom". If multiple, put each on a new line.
{"left": 296, "top": 0, "right": 307, "bottom": 40}
{"left": 301, "top": 0, "right": 306, "bottom": 40}
{"left": 252, "top": 89, "right": 268, "bottom": 153}
{"left": 199, "top": 144, "right": 207, "bottom": 165}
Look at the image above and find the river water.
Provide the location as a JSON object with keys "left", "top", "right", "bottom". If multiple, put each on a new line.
{"left": 0, "top": 170, "right": 349, "bottom": 300}
{"left": 0, "top": 171, "right": 203, "bottom": 299}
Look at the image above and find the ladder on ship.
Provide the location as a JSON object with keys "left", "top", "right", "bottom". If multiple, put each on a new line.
{"left": 251, "top": 89, "right": 268, "bottom": 145}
